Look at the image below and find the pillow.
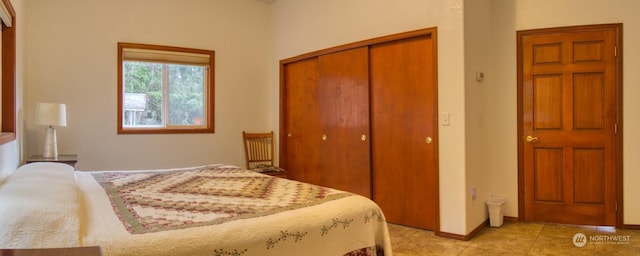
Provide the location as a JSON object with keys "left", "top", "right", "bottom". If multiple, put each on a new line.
{"left": 0, "top": 162, "right": 81, "bottom": 248}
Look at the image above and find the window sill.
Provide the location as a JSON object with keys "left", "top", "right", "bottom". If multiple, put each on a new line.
{"left": 118, "top": 127, "right": 214, "bottom": 134}
{"left": 0, "top": 132, "right": 16, "bottom": 145}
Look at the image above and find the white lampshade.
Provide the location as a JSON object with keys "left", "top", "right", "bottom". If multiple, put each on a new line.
{"left": 35, "top": 103, "right": 67, "bottom": 127}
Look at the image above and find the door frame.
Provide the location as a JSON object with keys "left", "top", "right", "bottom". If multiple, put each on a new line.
{"left": 516, "top": 23, "right": 623, "bottom": 227}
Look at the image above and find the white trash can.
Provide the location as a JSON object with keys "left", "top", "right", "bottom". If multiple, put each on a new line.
{"left": 486, "top": 196, "right": 506, "bottom": 227}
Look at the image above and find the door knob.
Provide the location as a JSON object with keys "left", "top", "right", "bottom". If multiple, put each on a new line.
{"left": 525, "top": 135, "right": 539, "bottom": 143}
{"left": 322, "top": 134, "right": 327, "bottom": 141}
{"left": 425, "top": 136, "right": 433, "bottom": 144}
{"left": 361, "top": 134, "right": 367, "bottom": 141}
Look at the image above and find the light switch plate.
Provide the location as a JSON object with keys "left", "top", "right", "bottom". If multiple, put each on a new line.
{"left": 442, "top": 112, "right": 450, "bottom": 126}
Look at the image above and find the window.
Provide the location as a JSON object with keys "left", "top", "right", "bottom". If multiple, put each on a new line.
{"left": 117, "top": 43, "right": 215, "bottom": 134}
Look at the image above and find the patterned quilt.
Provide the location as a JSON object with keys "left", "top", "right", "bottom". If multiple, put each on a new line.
{"left": 91, "top": 165, "right": 353, "bottom": 234}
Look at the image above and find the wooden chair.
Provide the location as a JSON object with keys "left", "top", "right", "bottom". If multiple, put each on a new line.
{"left": 242, "top": 131, "right": 286, "bottom": 178}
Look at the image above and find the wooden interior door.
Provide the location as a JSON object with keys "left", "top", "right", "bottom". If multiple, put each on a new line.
{"left": 370, "top": 35, "right": 438, "bottom": 230}
{"left": 519, "top": 25, "right": 620, "bottom": 225}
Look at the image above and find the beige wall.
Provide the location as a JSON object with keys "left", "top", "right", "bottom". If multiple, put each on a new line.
{"left": 465, "top": 0, "right": 640, "bottom": 230}
{"left": 489, "top": 0, "right": 640, "bottom": 228}
{"left": 24, "top": 0, "right": 275, "bottom": 170}
{"left": 463, "top": 0, "right": 494, "bottom": 233}
{"left": 18, "top": 0, "right": 640, "bottom": 237}
{"left": 272, "top": 0, "right": 468, "bottom": 235}
{"left": 273, "top": 0, "right": 640, "bottom": 235}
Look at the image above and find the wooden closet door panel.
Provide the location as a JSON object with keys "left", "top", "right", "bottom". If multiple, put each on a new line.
{"left": 370, "top": 35, "right": 437, "bottom": 230}
{"left": 318, "top": 47, "right": 371, "bottom": 197}
{"left": 282, "top": 58, "right": 324, "bottom": 184}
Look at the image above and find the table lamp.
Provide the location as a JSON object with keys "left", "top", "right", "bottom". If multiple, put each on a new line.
{"left": 35, "top": 103, "right": 67, "bottom": 159}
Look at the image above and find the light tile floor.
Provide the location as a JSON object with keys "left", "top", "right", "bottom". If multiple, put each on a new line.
{"left": 388, "top": 221, "right": 640, "bottom": 255}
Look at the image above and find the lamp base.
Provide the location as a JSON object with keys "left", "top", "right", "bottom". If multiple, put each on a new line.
{"left": 43, "top": 126, "right": 58, "bottom": 159}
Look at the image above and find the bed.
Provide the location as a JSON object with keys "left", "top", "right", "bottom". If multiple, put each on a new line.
{"left": 0, "top": 162, "right": 392, "bottom": 256}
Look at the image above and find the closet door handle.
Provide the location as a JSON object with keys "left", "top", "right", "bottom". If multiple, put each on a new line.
{"left": 425, "top": 136, "right": 433, "bottom": 144}
{"left": 361, "top": 134, "right": 367, "bottom": 141}
{"left": 322, "top": 134, "right": 327, "bottom": 141}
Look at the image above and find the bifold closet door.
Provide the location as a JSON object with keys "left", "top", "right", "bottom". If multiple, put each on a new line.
{"left": 370, "top": 35, "right": 437, "bottom": 230}
{"left": 283, "top": 47, "right": 371, "bottom": 198}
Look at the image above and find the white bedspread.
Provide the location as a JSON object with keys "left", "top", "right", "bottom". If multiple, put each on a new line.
{"left": 0, "top": 163, "right": 81, "bottom": 248}
{"left": 0, "top": 163, "right": 392, "bottom": 256}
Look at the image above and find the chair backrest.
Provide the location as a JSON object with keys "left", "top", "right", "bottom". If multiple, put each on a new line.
{"left": 242, "top": 131, "right": 275, "bottom": 169}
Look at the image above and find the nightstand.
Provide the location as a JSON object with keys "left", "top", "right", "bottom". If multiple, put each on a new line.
{"left": 26, "top": 154, "right": 78, "bottom": 168}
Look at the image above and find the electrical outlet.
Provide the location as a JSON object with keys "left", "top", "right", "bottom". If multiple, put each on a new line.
{"left": 471, "top": 187, "right": 477, "bottom": 200}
